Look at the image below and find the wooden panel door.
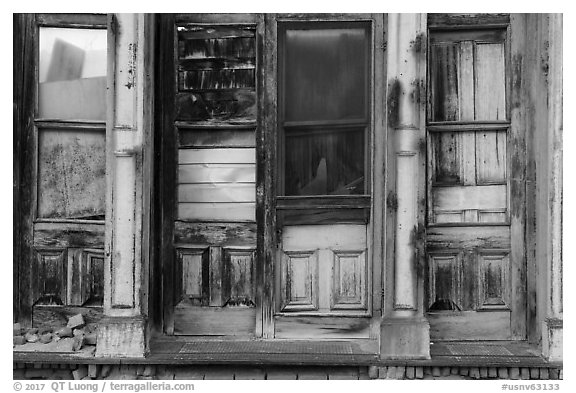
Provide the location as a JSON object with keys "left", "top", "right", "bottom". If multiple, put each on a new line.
{"left": 16, "top": 15, "right": 108, "bottom": 328}
{"left": 160, "top": 14, "right": 261, "bottom": 336}
{"left": 269, "top": 16, "right": 384, "bottom": 340}
{"left": 426, "top": 23, "right": 526, "bottom": 340}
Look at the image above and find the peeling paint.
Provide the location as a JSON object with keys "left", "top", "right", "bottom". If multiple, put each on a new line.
{"left": 410, "top": 32, "right": 426, "bottom": 55}
{"left": 387, "top": 191, "right": 398, "bottom": 211}
{"left": 387, "top": 78, "right": 402, "bottom": 128}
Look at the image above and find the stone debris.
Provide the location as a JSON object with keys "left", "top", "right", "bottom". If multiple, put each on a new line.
{"left": 13, "top": 318, "right": 99, "bottom": 354}
{"left": 55, "top": 327, "right": 73, "bottom": 338}
{"left": 67, "top": 314, "right": 85, "bottom": 330}
{"left": 14, "top": 336, "right": 26, "bottom": 346}
{"left": 40, "top": 333, "right": 53, "bottom": 344}
{"left": 25, "top": 333, "right": 40, "bottom": 343}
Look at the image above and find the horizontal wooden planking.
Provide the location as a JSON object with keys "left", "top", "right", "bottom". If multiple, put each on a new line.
{"left": 177, "top": 26, "right": 255, "bottom": 40}
{"left": 427, "top": 226, "right": 510, "bottom": 250}
{"left": 179, "top": 58, "right": 255, "bottom": 71}
{"left": 179, "top": 164, "right": 255, "bottom": 183}
{"left": 282, "top": 224, "right": 366, "bottom": 251}
{"left": 276, "top": 195, "right": 371, "bottom": 210}
{"left": 176, "top": 14, "right": 259, "bottom": 24}
{"left": 433, "top": 185, "right": 506, "bottom": 211}
{"left": 430, "top": 29, "right": 507, "bottom": 44}
{"left": 174, "top": 221, "right": 257, "bottom": 246}
{"left": 179, "top": 69, "right": 255, "bottom": 91}
{"left": 179, "top": 129, "right": 255, "bottom": 148}
{"left": 280, "top": 209, "right": 369, "bottom": 226}
{"left": 178, "top": 183, "right": 255, "bottom": 203}
{"left": 178, "top": 203, "right": 255, "bottom": 222}
{"left": 179, "top": 148, "right": 255, "bottom": 164}
{"left": 428, "top": 311, "right": 511, "bottom": 340}
{"left": 175, "top": 90, "right": 256, "bottom": 123}
{"left": 179, "top": 37, "right": 255, "bottom": 60}
{"left": 174, "top": 304, "right": 256, "bottom": 336}
{"left": 428, "top": 13, "right": 510, "bottom": 28}
{"left": 274, "top": 316, "right": 371, "bottom": 339}
{"left": 33, "top": 222, "right": 104, "bottom": 248}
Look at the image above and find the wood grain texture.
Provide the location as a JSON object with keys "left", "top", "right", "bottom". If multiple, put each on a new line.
{"left": 428, "top": 311, "right": 511, "bottom": 340}
{"left": 33, "top": 222, "right": 104, "bottom": 248}
{"left": 179, "top": 147, "right": 255, "bottom": 164}
{"left": 33, "top": 305, "right": 103, "bottom": 328}
{"left": 476, "top": 131, "right": 507, "bottom": 184}
{"left": 174, "top": 305, "right": 256, "bottom": 336}
{"left": 428, "top": 252, "right": 461, "bottom": 311}
{"left": 174, "top": 221, "right": 256, "bottom": 247}
{"left": 475, "top": 43, "right": 507, "bottom": 120}
{"left": 178, "top": 202, "right": 255, "bottom": 221}
{"left": 178, "top": 164, "right": 255, "bottom": 184}
{"left": 432, "top": 184, "right": 506, "bottom": 211}
{"left": 274, "top": 316, "right": 370, "bottom": 339}
{"left": 331, "top": 250, "right": 367, "bottom": 310}
{"left": 33, "top": 249, "right": 67, "bottom": 306}
{"left": 178, "top": 129, "right": 256, "bottom": 148}
{"left": 281, "top": 250, "right": 319, "bottom": 311}
{"left": 282, "top": 224, "right": 366, "bottom": 251}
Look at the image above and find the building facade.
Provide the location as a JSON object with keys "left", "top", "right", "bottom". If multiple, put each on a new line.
{"left": 13, "top": 13, "right": 563, "bottom": 380}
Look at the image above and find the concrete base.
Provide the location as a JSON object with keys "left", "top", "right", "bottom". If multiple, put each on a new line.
{"left": 95, "top": 316, "right": 147, "bottom": 358}
{"left": 542, "top": 318, "right": 563, "bottom": 362}
{"left": 380, "top": 316, "right": 430, "bottom": 359}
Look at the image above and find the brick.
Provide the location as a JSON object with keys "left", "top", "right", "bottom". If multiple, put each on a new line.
{"left": 203, "top": 368, "right": 234, "bottom": 380}
{"left": 432, "top": 366, "right": 441, "bottom": 377}
{"left": 155, "top": 366, "right": 175, "bottom": 380}
{"left": 100, "top": 365, "right": 112, "bottom": 378}
{"left": 368, "top": 366, "right": 379, "bottom": 379}
{"left": 510, "top": 367, "right": 520, "bottom": 380}
{"left": 469, "top": 367, "right": 480, "bottom": 379}
{"left": 72, "top": 335, "right": 85, "bottom": 351}
{"left": 442, "top": 367, "right": 451, "bottom": 377}
{"left": 67, "top": 314, "right": 85, "bottom": 329}
{"left": 143, "top": 365, "right": 156, "bottom": 377}
{"left": 559, "top": 370, "right": 562, "bottom": 380}
{"left": 549, "top": 368, "right": 559, "bottom": 380}
{"left": 488, "top": 367, "right": 498, "bottom": 378}
{"left": 84, "top": 333, "right": 97, "bottom": 345}
{"left": 530, "top": 368, "right": 539, "bottom": 379}
{"left": 173, "top": 368, "right": 205, "bottom": 380}
{"left": 327, "top": 368, "right": 359, "bottom": 380}
{"left": 234, "top": 368, "right": 265, "bottom": 380}
{"left": 13, "top": 323, "right": 22, "bottom": 336}
{"left": 13, "top": 369, "right": 25, "bottom": 379}
{"left": 386, "top": 366, "right": 397, "bottom": 379}
{"left": 73, "top": 328, "right": 85, "bottom": 337}
{"left": 377, "top": 366, "right": 387, "bottom": 379}
{"left": 405, "top": 366, "right": 415, "bottom": 380}
{"left": 395, "top": 366, "right": 406, "bottom": 380}
{"left": 88, "top": 364, "right": 99, "bottom": 378}
{"left": 136, "top": 365, "right": 146, "bottom": 376}
{"left": 27, "top": 328, "right": 39, "bottom": 335}
{"left": 72, "top": 366, "right": 88, "bottom": 380}
{"left": 520, "top": 368, "right": 530, "bottom": 380}
{"left": 480, "top": 367, "right": 488, "bottom": 379}
{"left": 298, "top": 368, "right": 328, "bottom": 380}
{"left": 498, "top": 367, "right": 509, "bottom": 379}
{"left": 266, "top": 368, "right": 297, "bottom": 380}
{"left": 459, "top": 367, "right": 469, "bottom": 376}
{"left": 540, "top": 368, "right": 549, "bottom": 380}
{"left": 358, "top": 368, "right": 370, "bottom": 380}
{"left": 25, "top": 369, "right": 50, "bottom": 379}
{"left": 451, "top": 367, "right": 459, "bottom": 375}
{"left": 415, "top": 367, "right": 424, "bottom": 379}
{"left": 52, "top": 370, "right": 74, "bottom": 380}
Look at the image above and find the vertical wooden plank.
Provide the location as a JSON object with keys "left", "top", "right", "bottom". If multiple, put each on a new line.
{"left": 476, "top": 131, "right": 507, "bottom": 184}
{"left": 225, "top": 249, "right": 255, "bottom": 304}
{"left": 431, "top": 132, "right": 462, "bottom": 185}
{"left": 475, "top": 43, "right": 506, "bottom": 120}
{"left": 208, "top": 246, "right": 224, "bottom": 306}
{"left": 258, "top": 14, "right": 276, "bottom": 338}
{"left": 158, "top": 14, "right": 177, "bottom": 335}
{"left": 67, "top": 248, "right": 83, "bottom": 305}
{"left": 430, "top": 44, "right": 459, "bottom": 121}
{"left": 457, "top": 41, "right": 475, "bottom": 121}
{"left": 462, "top": 131, "right": 476, "bottom": 186}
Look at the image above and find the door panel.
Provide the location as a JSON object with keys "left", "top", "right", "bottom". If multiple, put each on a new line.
{"left": 426, "top": 24, "right": 524, "bottom": 340}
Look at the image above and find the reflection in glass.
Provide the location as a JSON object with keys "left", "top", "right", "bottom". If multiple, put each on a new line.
{"left": 285, "top": 129, "right": 365, "bottom": 196}
{"left": 283, "top": 26, "right": 368, "bottom": 122}
{"left": 39, "top": 27, "right": 107, "bottom": 120}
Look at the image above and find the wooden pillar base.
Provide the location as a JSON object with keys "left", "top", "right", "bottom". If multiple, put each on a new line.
{"left": 380, "top": 316, "right": 430, "bottom": 359}
{"left": 542, "top": 318, "right": 562, "bottom": 362}
{"left": 95, "top": 316, "right": 147, "bottom": 358}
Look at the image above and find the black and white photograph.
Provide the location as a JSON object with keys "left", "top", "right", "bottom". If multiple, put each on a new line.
{"left": 9, "top": 3, "right": 567, "bottom": 389}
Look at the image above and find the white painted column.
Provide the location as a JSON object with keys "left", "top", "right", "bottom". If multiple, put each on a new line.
{"left": 543, "top": 13, "right": 563, "bottom": 362}
{"left": 380, "top": 13, "right": 430, "bottom": 359}
{"left": 97, "top": 13, "right": 153, "bottom": 358}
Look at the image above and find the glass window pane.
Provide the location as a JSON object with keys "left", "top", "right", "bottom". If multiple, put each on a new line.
{"left": 285, "top": 129, "right": 365, "bottom": 196}
{"left": 39, "top": 27, "right": 107, "bottom": 120}
{"left": 283, "top": 25, "right": 368, "bottom": 122}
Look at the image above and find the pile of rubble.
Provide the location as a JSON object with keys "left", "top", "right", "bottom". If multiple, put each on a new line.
{"left": 13, "top": 314, "right": 98, "bottom": 354}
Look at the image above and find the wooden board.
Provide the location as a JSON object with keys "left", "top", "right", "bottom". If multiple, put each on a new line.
{"left": 178, "top": 183, "right": 255, "bottom": 203}
{"left": 178, "top": 203, "right": 255, "bottom": 221}
{"left": 428, "top": 311, "right": 511, "bottom": 340}
{"left": 174, "top": 221, "right": 256, "bottom": 247}
{"left": 178, "top": 148, "right": 255, "bottom": 164}
{"left": 174, "top": 305, "right": 256, "bottom": 336}
{"left": 282, "top": 224, "right": 366, "bottom": 251}
{"left": 474, "top": 43, "right": 506, "bottom": 121}
{"left": 432, "top": 184, "right": 506, "bottom": 211}
{"left": 274, "top": 316, "right": 370, "bottom": 339}
{"left": 33, "top": 222, "right": 104, "bottom": 248}
{"left": 178, "top": 129, "right": 256, "bottom": 148}
{"left": 179, "top": 164, "right": 255, "bottom": 184}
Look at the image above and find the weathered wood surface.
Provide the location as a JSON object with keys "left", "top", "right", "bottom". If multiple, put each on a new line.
{"left": 274, "top": 316, "right": 370, "bottom": 339}
{"left": 33, "top": 222, "right": 104, "bottom": 248}
{"left": 175, "top": 90, "right": 257, "bottom": 123}
{"left": 282, "top": 224, "right": 366, "bottom": 251}
{"left": 428, "top": 13, "right": 510, "bottom": 28}
{"left": 32, "top": 249, "right": 67, "bottom": 306}
{"left": 36, "top": 14, "right": 107, "bottom": 27}
{"left": 178, "top": 129, "right": 256, "bottom": 148}
{"left": 178, "top": 203, "right": 255, "bottom": 222}
{"left": 174, "top": 305, "right": 256, "bottom": 336}
{"left": 174, "top": 221, "right": 256, "bottom": 246}
{"left": 428, "top": 311, "right": 511, "bottom": 340}
{"left": 179, "top": 147, "right": 255, "bottom": 164}
{"left": 279, "top": 208, "right": 369, "bottom": 226}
